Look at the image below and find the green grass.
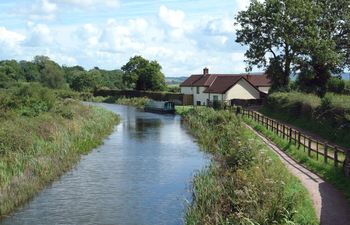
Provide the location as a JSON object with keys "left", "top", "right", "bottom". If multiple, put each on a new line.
{"left": 98, "top": 96, "right": 150, "bottom": 108}
{"left": 175, "top": 105, "right": 194, "bottom": 115}
{"left": 243, "top": 116, "right": 350, "bottom": 203}
{"left": 345, "top": 80, "right": 350, "bottom": 90}
{"left": 0, "top": 85, "right": 120, "bottom": 217}
{"left": 183, "top": 108, "right": 318, "bottom": 225}
{"left": 264, "top": 91, "right": 350, "bottom": 147}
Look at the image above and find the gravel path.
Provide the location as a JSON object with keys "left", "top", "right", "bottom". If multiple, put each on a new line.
{"left": 245, "top": 125, "right": 350, "bottom": 225}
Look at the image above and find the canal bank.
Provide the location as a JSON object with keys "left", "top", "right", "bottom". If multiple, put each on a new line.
{"left": 0, "top": 102, "right": 119, "bottom": 218}
{"left": 1, "top": 104, "right": 209, "bottom": 225}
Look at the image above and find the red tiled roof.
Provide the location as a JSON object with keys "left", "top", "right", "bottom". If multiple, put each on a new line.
{"left": 203, "top": 76, "right": 242, "bottom": 94}
{"left": 180, "top": 75, "right": 202, "bottom": 86}
{"left": 243, "top": 74, "right": 271, "bottom": 87}
{"left": 180, "top": 73, "right": 271, "bottom": 88}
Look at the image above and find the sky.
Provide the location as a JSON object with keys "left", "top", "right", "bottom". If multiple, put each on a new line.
{"left": 0, "top": 0, "right": 253, "bottom": 77}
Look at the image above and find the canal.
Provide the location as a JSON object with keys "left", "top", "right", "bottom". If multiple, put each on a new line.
{"left": 1, "top": 103, "right": 209, "bottom": 225}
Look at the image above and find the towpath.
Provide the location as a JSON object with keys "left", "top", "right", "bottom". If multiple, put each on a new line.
{"left": 245, "top": 124, "right": 350, "bottom": 225}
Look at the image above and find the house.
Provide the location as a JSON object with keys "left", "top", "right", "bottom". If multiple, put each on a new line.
{"left": 180, "top": 68, "right": 271, "bottom": 106}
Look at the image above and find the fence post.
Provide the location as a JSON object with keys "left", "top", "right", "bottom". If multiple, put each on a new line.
{"left": 344, "top": 149, "right": 350, "bottom": 177}
{"left": 334, "top": 147, "right": 338, "bottom": 168}
{"left": 297, "top": 132, "right": 301, "bottom": 149}
{"left": 282, "top": 124, "right": 285, "bottom": 139}
{"left": 324, "top": 143, "right": 328, "bottom": 164}
{"left": 266, "top": 118, "right": 269, "bottom": 130}
{"left": 289, "top": 127, "right": 292, "bottom": 143}
{"left": 316, "top": 142, "right": 319, "bottom": 160}
{"left": 308, "top": 139, "right": 311, "bottom": 157}
{"left": 276, "top": 122, "right": 279, "bottom": 136}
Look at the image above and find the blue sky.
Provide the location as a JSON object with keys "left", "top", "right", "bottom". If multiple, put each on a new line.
{"left": 0, "top": 0, "right": 252, "bottom": 76}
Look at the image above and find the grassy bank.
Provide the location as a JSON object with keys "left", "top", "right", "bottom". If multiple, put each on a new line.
{"left": 183, "top": 108, "right": 318, "bottom": 225}
{"left": 0, "top": 84, "right": 119, "bottom": 216}
{"left": 243, "top": 116, "right": 350, "bottom": 202}
{"left": 263, "top": 92, "right": 350, "bottom": 147}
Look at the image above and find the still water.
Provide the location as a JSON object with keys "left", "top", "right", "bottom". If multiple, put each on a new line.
{"left": 1, "top": 103, "right": 209, "bottom": 225}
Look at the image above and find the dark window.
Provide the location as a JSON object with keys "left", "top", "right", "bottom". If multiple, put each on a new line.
{"left": 196, "top": 101, "right": 201, "bottom": 106}
{"left": 213, "top": 95, "right": 219, "bottom": 101}
{"left": 196, "top": 87, "right": 200, "bottom": 94}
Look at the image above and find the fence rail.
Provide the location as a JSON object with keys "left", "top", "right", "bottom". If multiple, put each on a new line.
{"left": 235, "top": 107, "right": 348, "bottom": 169}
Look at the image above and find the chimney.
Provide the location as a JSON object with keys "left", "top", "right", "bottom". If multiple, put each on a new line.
{"left": 203, "top": 67, "right": 209, "bottom": 75}
{"left": 246, "top": 74, "right": 251, "bottom": 81}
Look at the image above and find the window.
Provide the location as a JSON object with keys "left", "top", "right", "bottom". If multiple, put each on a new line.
{"left": 196, "top": 87, "right": 200, "bottom": 94}
{"left": 196, "top": 101, "right": 201, "bottom": 106}
{"left": 213, "top": 95, "right": 219, "bottom": 101}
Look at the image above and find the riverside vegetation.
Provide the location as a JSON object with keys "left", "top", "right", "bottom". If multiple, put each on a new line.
{"left": 261, "top": 92, "right": 350, "bottom": 148}
{"left": 0, "top": 83, "right": 119, "bottom": 216}
{"left": 243, "top": 115, "right": 350, "bottom": 203}
{"left": 180, "top": 108, "right": 318, "bottom": 225}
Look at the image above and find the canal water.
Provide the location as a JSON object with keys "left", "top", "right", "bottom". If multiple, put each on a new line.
{"left": 1, "top": 103, "right": 209, "bottom": 225}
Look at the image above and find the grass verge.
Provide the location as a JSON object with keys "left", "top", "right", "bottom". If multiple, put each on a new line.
{"left": 183, "top": 107, "right": 318, "bottom": 225}
{"left": 243, "top": 116, "right": 350, "bottom": 203}
{"left": 0, "top": 101, "right": 119, "bottom": 217}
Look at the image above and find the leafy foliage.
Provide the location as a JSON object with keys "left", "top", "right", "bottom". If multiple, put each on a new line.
{"left": 236, "top": 0, "right": 350, "bottom": 95}
{"left": 265, "top": 91, "right": 350, "bottom": 147}
{"left": 184, "top": 108, "right": 318, "bottom": 225}
{"left": 122, "top": 56, "right": 166, "bottom": 91}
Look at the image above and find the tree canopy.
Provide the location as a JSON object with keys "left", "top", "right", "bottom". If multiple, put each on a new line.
{"left": 122, "top": 56, "right": 166, "bottom": 91}
{"left": 236, "top": 0, "right": 350, "bottom": 95}
{"left": 0, "top": 56, "right": 126, "bottom": 92}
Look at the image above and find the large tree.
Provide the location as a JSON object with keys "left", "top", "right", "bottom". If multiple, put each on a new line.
{"left": 236, "top": 0, "right": 350, "bottom": 94}
{"left": 236, "top": 0, "right": 317, "bottom": 90}
{"left": 121, "top": 56, "right": 166, "bottom": 91}
{"left": 34, "top": 56, "right": 66, "bottom": 89}
{"left": 296, "top": 0, "right": 350, "bottom": 96}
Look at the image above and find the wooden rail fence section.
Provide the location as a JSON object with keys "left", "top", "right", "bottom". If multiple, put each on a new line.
{"left": 236, "top": 108, "right": 349, "bottom": 171}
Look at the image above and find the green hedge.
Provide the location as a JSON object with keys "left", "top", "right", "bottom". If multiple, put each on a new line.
{"left": 264, "top": 92, "right": 350, "bottom": 147}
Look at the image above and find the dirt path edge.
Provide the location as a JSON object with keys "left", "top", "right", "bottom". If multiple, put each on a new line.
{"left": 245, "top": 124, "right": 350, "bottom": 225}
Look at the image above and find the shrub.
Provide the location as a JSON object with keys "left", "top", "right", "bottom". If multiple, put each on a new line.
{"left": 264, "top": 91, "right": 350, "bottom": 147}
{"left": 327, "top": 77, "right": 345, "bottom": 93}
{"left": 184, "top": 108, "right": 318, "bottom": 225}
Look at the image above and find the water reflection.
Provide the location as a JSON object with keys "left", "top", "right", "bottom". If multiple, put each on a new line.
{"left": 128, "top": 118, "right": 163, "bottom": 140}
{"left": 1, "top": 104, "right": 208, "bottom": 225}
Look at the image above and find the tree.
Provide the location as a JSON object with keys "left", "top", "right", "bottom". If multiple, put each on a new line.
{"left": 295, "top": 0, "right": 350, "bottom": 96}
{"left": 71, "top": 71, "right": 96, "bottom": 92}
{"left": 235, "top": 0, "right": 319, "bottom": 91}
{"left": 121, "top": 56, "right": 166, "bottom": 91}
{"left": 19, "top": 60, "right": 40, "bottom": 82}
{"left": 33, "top": 56, "right": 66, "bottom": 89}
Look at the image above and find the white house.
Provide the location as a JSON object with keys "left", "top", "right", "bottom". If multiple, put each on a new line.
{"left": 180, "top": 68, "right": 271, "bottom": 106}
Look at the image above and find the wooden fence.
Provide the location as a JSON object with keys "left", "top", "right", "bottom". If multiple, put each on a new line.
{"left": 236, "top": 108, "right": 348, "bottom": 169}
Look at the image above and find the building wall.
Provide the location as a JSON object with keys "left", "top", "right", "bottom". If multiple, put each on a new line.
{"left": 208, "top": 93, "right": 224, "bottom": 102}
{"left": 180, "top": 87, "right": 193, "bottom": 95}
{"left": 224, "top": 79, "right": 260, "bottom": 100}
{"left": 193, "top": 87, "right": 209, "bottom": 105}
{"left": 258, "top": 86, "right": 270, "bottom": 94}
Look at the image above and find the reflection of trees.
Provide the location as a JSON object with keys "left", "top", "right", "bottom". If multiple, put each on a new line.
{"left": 128, "top": 118, "right": 163, "bottom": 141}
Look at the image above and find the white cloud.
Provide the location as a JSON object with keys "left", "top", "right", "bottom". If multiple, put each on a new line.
{"left": 28, "top": 0, "right": 58, "bottom": 20}
{"left": 159, "top": 5, "right": 186, "bottom": 29}
{"left": 235, "top": 0, "right": 251, "bottom": 11}
{"left": 0, "top": 27, "right": 25, "bottom": 57}
{"left": 3, "top": 3, "right": 252, "bottom": 75}
{"left": 25, "top": 24, "right": 53, "bottom": 46}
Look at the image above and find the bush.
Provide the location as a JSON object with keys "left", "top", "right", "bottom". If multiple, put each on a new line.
{"left": 327, "top": 77, "right": 345, "bottom": 93}
{"left": 264, "top": 91, "right": 350, "bottom": 147}
{"left": 184, "top": 108, "right": 318, "bottom": 225}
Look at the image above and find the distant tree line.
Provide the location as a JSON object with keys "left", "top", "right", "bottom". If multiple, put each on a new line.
{"left": 236, "top": 0, "right": 350, "bottom": 96}
{"left": 0, "top": 55, "right": 166, "bottom": 92}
